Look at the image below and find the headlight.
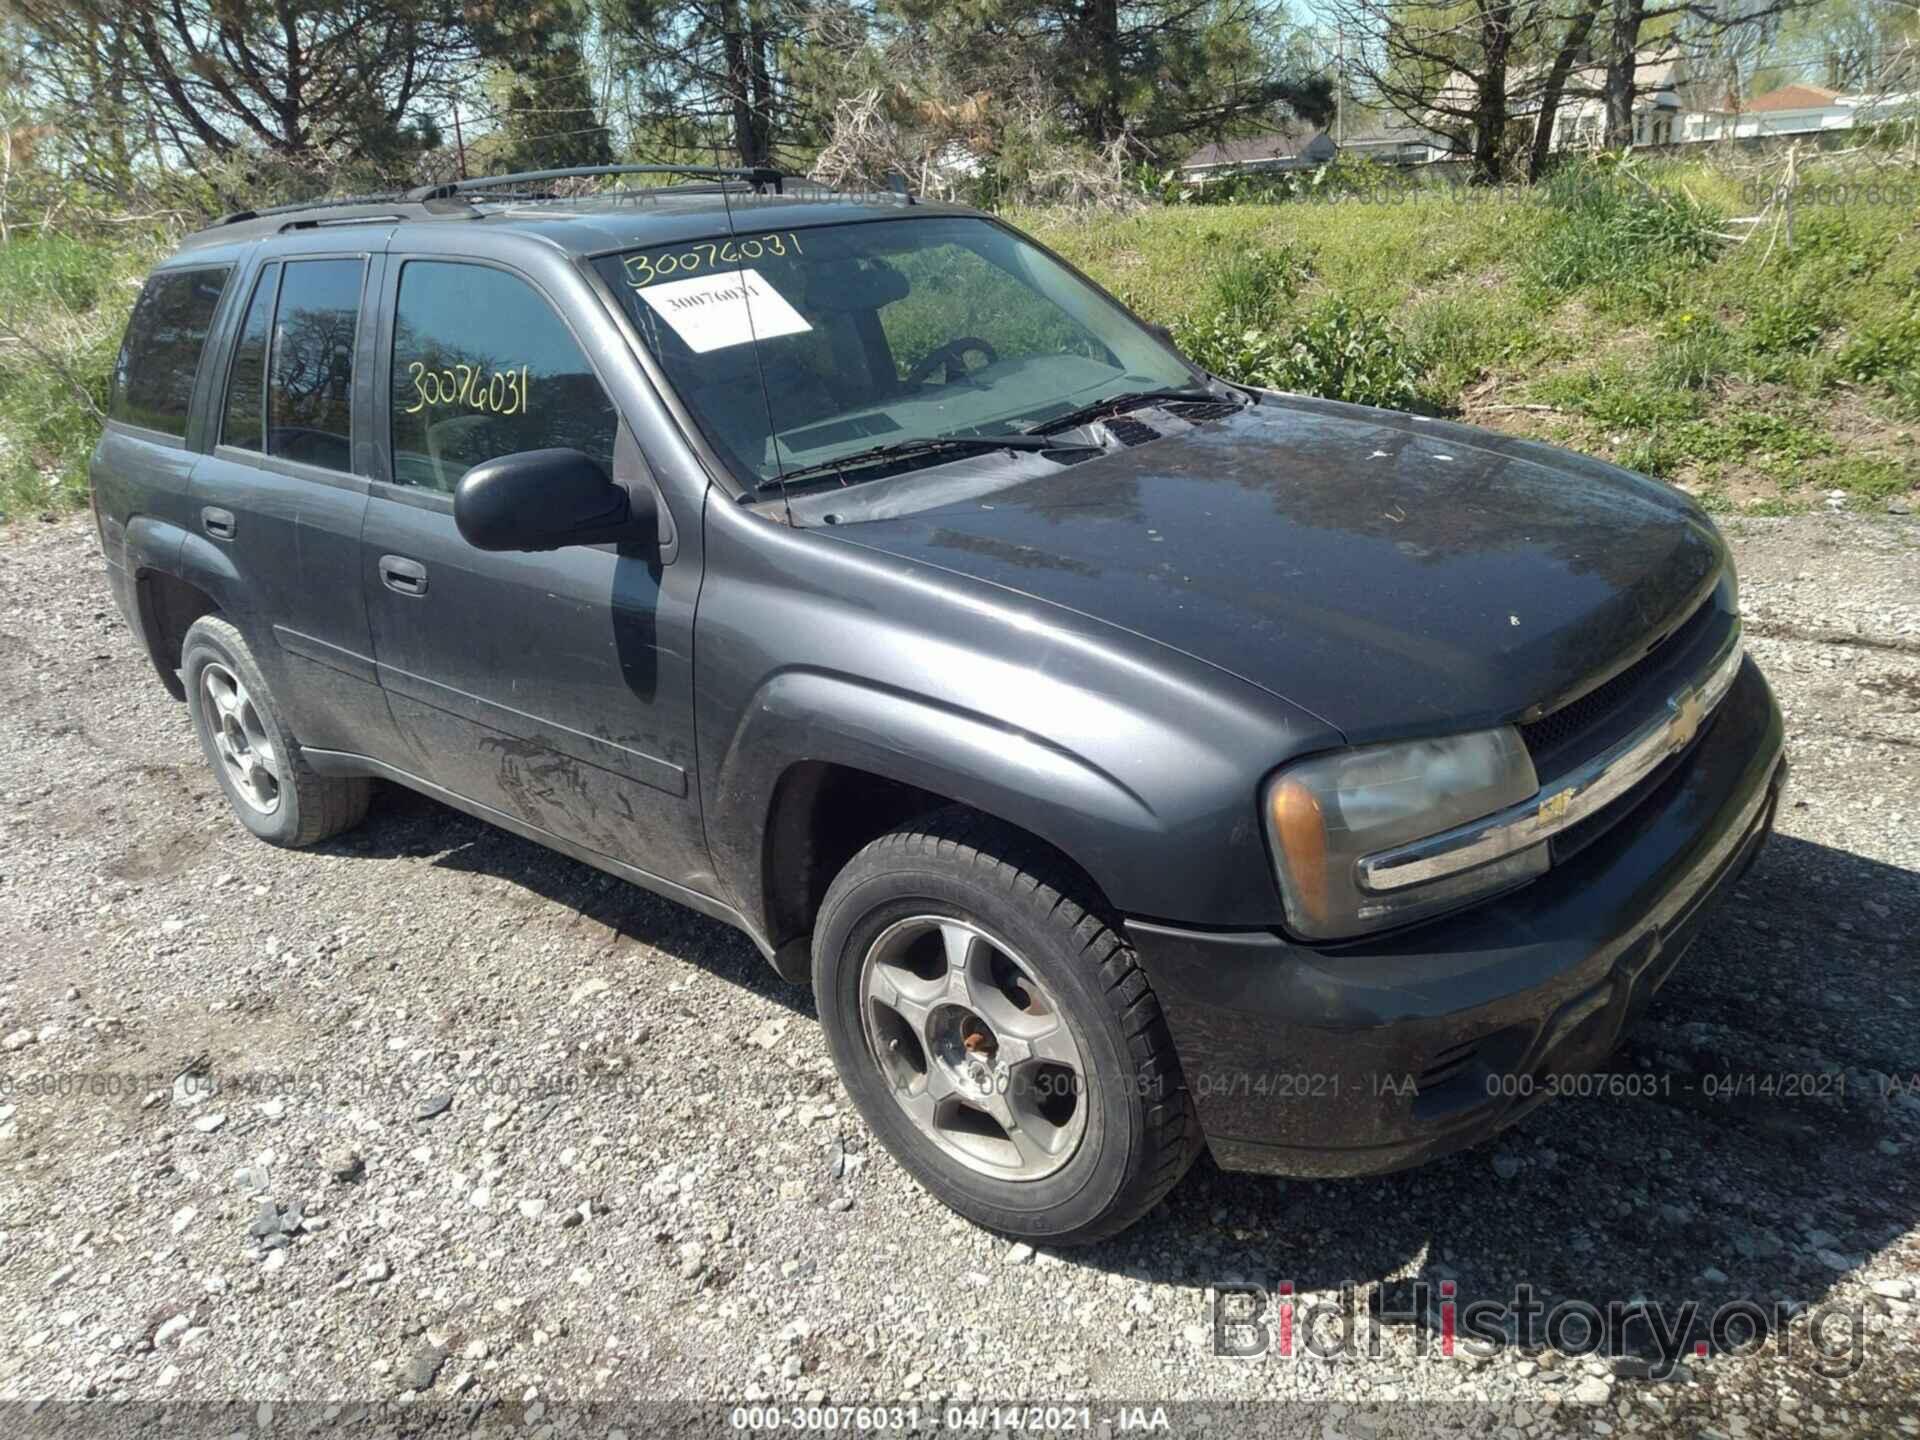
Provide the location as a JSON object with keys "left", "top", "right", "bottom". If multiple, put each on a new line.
{"left": 1264, "top": 728, "right": 1546, "bottom": 940}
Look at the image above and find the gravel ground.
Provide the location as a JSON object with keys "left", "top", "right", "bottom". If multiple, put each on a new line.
{"left": 0, "top": 511, "right": 1916, "bottom": 1438}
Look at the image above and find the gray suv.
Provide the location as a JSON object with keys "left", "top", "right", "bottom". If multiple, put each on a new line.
{"left": 91, "top": 166, "right": 1786, "bottom": 1244}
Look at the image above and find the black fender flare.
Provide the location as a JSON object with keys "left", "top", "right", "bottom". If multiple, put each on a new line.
{"left": 707, "top": 667, "right": 1182, "bottom": 957}
{"left": 124, "top": 522, "right": 260, "bottom": 699}
{"left": 124, "top": 515, "right": 192, "bottom": 697}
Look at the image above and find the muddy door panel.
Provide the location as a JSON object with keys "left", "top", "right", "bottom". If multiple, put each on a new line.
{"left": 187, "top": 453, "right": 398, "bottom": 756}
{"left": 360, "top": 489, "right": 705, "bottom": 886}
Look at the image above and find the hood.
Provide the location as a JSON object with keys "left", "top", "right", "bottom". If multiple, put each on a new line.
{"left": 831, "top": 395, "right": 1725, "bottom": 742}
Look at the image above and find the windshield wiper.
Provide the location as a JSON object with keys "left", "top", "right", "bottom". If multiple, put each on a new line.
{"left": 757, "top": 434, "right": 1102, "bottom": 492}
{"left": 1026, "top": 387, "right": 1227, "bottom": 436}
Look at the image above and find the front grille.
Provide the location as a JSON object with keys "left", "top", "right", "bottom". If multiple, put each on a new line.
{"left": 1519, "top": 599, "right": 1714, "bottom": 766}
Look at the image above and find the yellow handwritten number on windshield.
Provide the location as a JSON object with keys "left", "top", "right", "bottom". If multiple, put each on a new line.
{"left": 622, "top": 232, "right": 805, "bottom": 288}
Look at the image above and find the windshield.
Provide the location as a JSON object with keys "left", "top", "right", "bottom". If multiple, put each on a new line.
{"left": 592, "top": 216, "right": 1199, "bottom": 489}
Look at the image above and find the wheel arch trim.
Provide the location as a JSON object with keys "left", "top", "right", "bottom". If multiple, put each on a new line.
{"left": 709, "top": 667, "right": 1163, "bottom": 966}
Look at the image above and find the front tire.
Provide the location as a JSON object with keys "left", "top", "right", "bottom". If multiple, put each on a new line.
{"left": 813, "top": 808, "right": 1201, "bottom": 1245}
{"left": 181, "top": 615, "right": 370, "bottom": 848}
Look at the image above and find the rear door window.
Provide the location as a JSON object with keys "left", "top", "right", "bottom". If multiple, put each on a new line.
{"left": 267, "top": 259, "right": 366, "bottom": 473}
{"left": 109, "top": 266, "right": 233, "bottom": 437}
{"left": 387, "top": 261, "right": 618, "bottom": 494}
{"left": 220, "top": 264, "right": 278, "bottom": 452}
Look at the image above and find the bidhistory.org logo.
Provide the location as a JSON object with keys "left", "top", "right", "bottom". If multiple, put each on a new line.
{"left": 1210, "top": 1281, "right": 1865, "bottom": 1380}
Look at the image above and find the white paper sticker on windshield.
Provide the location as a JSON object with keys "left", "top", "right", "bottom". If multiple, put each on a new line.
{"left": 635, "top": 267, "right": 811, "bottom": 353}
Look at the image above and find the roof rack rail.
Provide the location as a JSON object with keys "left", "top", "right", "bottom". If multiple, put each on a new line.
{"left": 407, "top": 164, "right": 787, "bottom": 202}
{"left": 187, "top": 164, "right": 808, "bottom": 246}
{"left": 207, "top": 190, "right": 474, "bottom": 231}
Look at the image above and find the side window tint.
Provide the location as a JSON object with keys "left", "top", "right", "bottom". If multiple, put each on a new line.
{"left": 220, "top": 265, "right": 278, "bottom": 452}
{"left": 109, "top": 266, "right": 232, "bottom": 437}
{"left": 390, "top": 261, "right": 618, "bottom": 494}
{"left": 269, "top": 259, "right": 365, "bottom": 473}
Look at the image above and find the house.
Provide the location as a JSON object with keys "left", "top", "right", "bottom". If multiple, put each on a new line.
{"left": 1178, "top": 115, "right": 1454, "bottom": 183}
{"left": 1684, "top": 83, "right": 1916, "bottom": 141}
{"left": 1541, "top": 51, "right": 1689, "bottom": 149}
{"left": 1333, "top": 117, "right": 1457, "bottom": 166}
{"left": 1425, "top": 46, "right": 1693, "bottom": 159}
{"left": 1179, "top": 127, "right": 1336, "bottom": 182}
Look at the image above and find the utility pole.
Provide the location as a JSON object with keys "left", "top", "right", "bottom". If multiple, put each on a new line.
{"left": 1336, "top": 26, "right": 1346, "bottom": 146}
{"left": 452, "top": 98, "right": 468, "bottom": 179}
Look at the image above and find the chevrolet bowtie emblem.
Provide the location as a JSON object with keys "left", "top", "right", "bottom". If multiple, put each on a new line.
{"left": 1670, "top": 689, "right": 1704, "bottom": 749}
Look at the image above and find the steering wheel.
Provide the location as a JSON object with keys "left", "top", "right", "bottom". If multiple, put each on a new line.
{"left": 906, "top": 336, "right": 999, "bottom": 387}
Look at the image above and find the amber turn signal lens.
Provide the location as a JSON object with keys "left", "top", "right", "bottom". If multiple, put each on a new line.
{"left": 1268, "top": 777, "right": 1328, "bottom": 931}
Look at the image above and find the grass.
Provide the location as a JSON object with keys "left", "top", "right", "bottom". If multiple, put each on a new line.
{"left": 2, "top": 153, "right": 1915, "bottom": 524}
{"left": 1019, "top": 152, "right": 1920, "bottom": 514}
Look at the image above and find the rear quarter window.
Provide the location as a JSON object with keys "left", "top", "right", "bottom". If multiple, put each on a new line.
{"left": 110, "top": 266, "right": 233, "bottom": 437}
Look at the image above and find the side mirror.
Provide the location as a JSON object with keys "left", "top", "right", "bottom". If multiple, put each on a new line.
{"left": 454, "top": 448, "right": 657, "bottom": 553}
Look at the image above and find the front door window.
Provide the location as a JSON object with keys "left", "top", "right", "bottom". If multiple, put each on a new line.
{"left": 388, "top": 261, "right": 619, "bottom": 493}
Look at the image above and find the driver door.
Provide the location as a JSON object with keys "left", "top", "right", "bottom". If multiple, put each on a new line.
{"left": 361, "top": 255, "right": 707, "bottom": 886}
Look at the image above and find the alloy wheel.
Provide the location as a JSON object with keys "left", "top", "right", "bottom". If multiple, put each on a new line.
{"left": 200, "top": 661, "right": 281, "bottom": 815}
{"left": 857, "top": 915, "right": 1088, "bottom": 1180}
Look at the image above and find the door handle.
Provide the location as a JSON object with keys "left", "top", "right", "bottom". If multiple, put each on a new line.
{"left": 201, "top": 507, "right": 236, "bottom": 541}
{"left": 379, "top": 555, "right": 428, "bottom": 596}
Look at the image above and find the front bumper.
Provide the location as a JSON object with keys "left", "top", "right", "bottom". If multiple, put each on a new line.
{"left": 1127, "top": 657, "right": 1786, "bottom": 1178}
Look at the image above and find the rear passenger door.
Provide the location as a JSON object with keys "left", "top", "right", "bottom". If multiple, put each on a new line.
{"left": 360, "top": 254, "right": 707, "bottom": 888}
{"left": 189, "top": 243, "right": 400, "bottom": 759}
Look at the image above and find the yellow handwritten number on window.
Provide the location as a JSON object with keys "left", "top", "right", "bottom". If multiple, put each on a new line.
{"left": 404, "top": 361, "right": 531, "bottom": 417}
{"left": 621, "top": 232, "right": 804, "bottom": 289}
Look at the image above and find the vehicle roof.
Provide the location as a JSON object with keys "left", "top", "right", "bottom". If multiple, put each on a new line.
{"left": 166, "top": 185, "right": 984, "bottom": 266}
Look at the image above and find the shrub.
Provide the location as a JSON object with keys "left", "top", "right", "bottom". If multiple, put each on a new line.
{"left": 1834, "top": 307, "right": 1920, "bottom": 387}
{"left": 0, "top": 319, "right": 122, "bottom": 518}
{"left": 1204, "top": 242, "right": 1311, "bottom": 327}
{"left": 0, "top": 234, "right": 159, "bottom": 520}
{"left": 0, "top": 236, "right": 107, "bottom": 313}
{"left": 1404, "top": 291, "right": 1543, "bottom": 403}
{"left": 1181, "top": 156, "right": 1423, "bottom": 208}
{"left": 1744, "top": 292, "right": 1831, "bottom": 358}
{"left": 1524, "top": 161, "right": 1723, "bottom": 305}
{"left": 1651, "top": 310, "right": 1734, "bottom": 391}
{"left": 1177, "top": 296, "right": 1424, "bottom": 410}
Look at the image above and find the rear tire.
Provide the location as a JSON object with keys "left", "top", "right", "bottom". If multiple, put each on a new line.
{"left": 813, "top": 807, "right": 1201, "bottom": 1245}
{"left": 181, "top": 616, "right": 370, "bottom": 848}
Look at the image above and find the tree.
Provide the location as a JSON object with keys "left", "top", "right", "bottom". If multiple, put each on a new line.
{"left": 1597, "top": 0, "right": 1818, "bottom": 149}
{"left": 4, "top": 0, "right": 470, "bottom": 184}
{"left": 893, "top": 0, "right": 1333, "bottom": 152}
{"left": 1333, "top": 0, "right": 1825, "bottom": 185}
{"left": 1769, "top": 0, "right": 1920, "bottom": 92}
{"left": 0, "top": 6, "right": 147, "bottom": 194}
{"left": 1329, "top": 0, "right": 1561, "bottom": 183}
{"left": 1526, "top": 0, "right": 1604, "bottom": 179}
{"left": 598, "top": 0, "right": 825, "bottom": 167}
{"left": 468, "top": 1, "right": 614, "bottom": 173}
